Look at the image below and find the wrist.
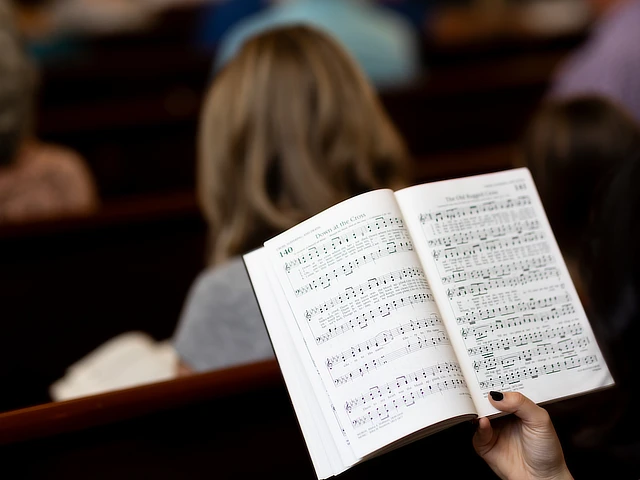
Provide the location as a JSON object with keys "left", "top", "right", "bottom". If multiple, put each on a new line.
{"left": 550, "top": 465, "right": 573, "bottom": 480}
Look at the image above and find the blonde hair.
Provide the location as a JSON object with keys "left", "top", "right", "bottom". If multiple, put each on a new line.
{"left": 198, "top": 25, "right": 410, "bottom": 265}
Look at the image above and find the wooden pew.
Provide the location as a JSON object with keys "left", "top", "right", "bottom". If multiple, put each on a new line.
{"left": 381, "top": 50, "right": 567, "bottom": 159}
{"left": 0, "top": 360, "right": 494, "bottom": 479}
{"left": 0, "top": 191, "right": 206, "bottom": 412}
{"left": 32, "top": 15, "right": 578, "bottom": 199}
{"left": 0, "top": 358, "right": 614, "bottom": 479}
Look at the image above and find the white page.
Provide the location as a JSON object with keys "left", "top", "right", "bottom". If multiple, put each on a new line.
{"left": 395, "top": 168, "right": 615, "bottom": 417}
{"left": 244, "top": 249, "right": 353, "bottom": 479}
{"left": 264, "top": 190, "right": 477, "bottom": 459}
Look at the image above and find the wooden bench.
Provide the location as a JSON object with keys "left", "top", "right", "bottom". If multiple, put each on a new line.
{"left": 0, "top": 191, "right": 206, "bottom": 412}
{"left": 32, "top": 13, "right": 577, "bottom": 199}
{"left": 0, "top": 357, "right": 615, "bottom": 478}
{"left": 0, "top": 360, "right": 494, "bottom": 479}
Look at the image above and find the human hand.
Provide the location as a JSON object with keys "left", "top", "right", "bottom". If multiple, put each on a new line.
{"left": 473, "top": 391, "right": 573, "bottom": 480}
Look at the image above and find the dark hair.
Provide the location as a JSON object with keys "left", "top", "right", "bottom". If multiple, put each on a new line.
{"left": 564, "top": 151, "right": 640, "bottom": 475}
{"left": 582, "top": 151, "right": 640, "bottom": 387}
{"left": 521, "top": 96, "right": 640, "bottom": 257}
{"left": 521, "top": 97, "right": 640, "bottom": 474}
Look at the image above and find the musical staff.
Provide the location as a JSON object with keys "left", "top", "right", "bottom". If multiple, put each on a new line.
{"left": 440, "top": 257, "right": 556, "bottom": 284}
{"left": 455, "top": 294, "right": 573, "bottom": 325}
{"left": 294, "top": 240, "right": 415, "bottom": 297}
{"left": 325, "top": 315, "right": 441, "bottom": 369}
{"left": 315, "top": 292, "right": 436, "bottom": 345}
{"left": 426, "top": 220, "right": 541, "bottom": 248}
{"left": 419, "top": 196, "right": 532, "bottom": 224}
{"left": 466, "top": 322, "right": 584, "bottom": 356}
{"left": 344, "top": 362, "right": 463, "bottom": 413}
{"left": 472, "top": 336, "right": 590, "bottom": 371}
{"left": 446, "top": 268, "right": 561, "bottom": 298}
{"left": 460, "top": 304, "right": 576, "bottom": 340}
{"left": 432, "top": 231, "right": 547, "bottom": 261}
{"left": 304, "top": 267, "right": 427, "bottom": 320}
{"left": 478, "top": 355, "right": 598, "bottom": 390}
{"left": 283, "top": 215, "right": 405, "bottom": 273}
{"left": 349, "top": 378, "right": 468, "bottom": 428}
{"left": 331, "top": 331, "right": 450, "bottom": 386}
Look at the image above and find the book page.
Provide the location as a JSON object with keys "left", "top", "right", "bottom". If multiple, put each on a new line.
{"left": 244, "top": 249, "right": 351, "bottom": 479}
{"left": 395, "top": 168, "right": 614, "bottom": 417}
{"left": 263, "top": 190, "right": 477, "bottom": 459}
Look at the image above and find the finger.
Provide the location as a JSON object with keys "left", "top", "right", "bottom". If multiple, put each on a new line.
{"left": 488, "top": 391, "right": 550, "bottom": 427}
{"left": 472, "top": 417, "right": 494, "bottom": 456}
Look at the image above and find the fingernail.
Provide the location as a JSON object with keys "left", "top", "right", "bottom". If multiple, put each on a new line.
{"left": 489, "top": 391, "right": 504, "bottom": 401}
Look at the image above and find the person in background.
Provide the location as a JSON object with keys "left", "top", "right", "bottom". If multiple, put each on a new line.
{"left": 212, "top": 0, "right": 422, "bottom": 90}
{"left": 488, "top": 157, "right": 640, "bottom": 480}
{"left": 0, "top": 0, "right": 98, "bottom": 224}
{"left": 549, "top": 0, "right": 640, "bottom": 122}
{"left": 379, "top": 0, "right": 431, "bottom": 32}
{"left": 570, "top": 147, "right": 640, "bottom": 477}
{"left": 194, "top": 0, "right": 265, "bottom": 51}
{"left": 173, "top": 25, "right": 410, "bottom": 374}
{"left": 520, "top": 95, "right": 640, "bottom": 478}
{"left": 520, "top": 95, "right": 640, "bottom": 298}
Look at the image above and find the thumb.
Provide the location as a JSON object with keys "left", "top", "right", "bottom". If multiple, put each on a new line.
{"left": 488, "top": 391, "right": 550, "bottom": 428}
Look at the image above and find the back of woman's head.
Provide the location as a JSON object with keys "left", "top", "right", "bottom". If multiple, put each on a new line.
{"left": 571, "top": 151, "right": 640, "bottom": 469}
{"left": 0, "top": 1, "right": 36, "bottom": 166}
{"left": 199, "top": 25, "right": 410, "bottom": 265}
{"left": 582, "top": 150, "right": 640, "bottom": 387}
{"left": 521, "top": 95, "right": 640, "bottom": 257}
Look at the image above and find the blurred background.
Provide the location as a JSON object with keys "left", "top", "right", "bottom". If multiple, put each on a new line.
{"left": 0, "top": 0, "right": 595, "bottom": 413}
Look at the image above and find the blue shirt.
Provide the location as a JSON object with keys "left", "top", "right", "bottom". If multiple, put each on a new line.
{"left": 214, "top": 0, "right": 422, "bottom": 89}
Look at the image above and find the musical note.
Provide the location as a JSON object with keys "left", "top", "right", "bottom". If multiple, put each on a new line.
{"left": 419, "top": 197, "right": 532, "bottom": 225}
{"left": 478, "top": 355, "right": 598, "bottom": 390}
{"left": 466, "top": 322, "right": 584, "bottom": 356}
{"left": 282, "top": 214, "right": 405, "bottom": 274}
{"left": 427, "top": 221, "right": 541, "bottom": 247}
{"left": 315, "top": 293, "right": 437, "bottom": 345}
{"left": 440, "top": 257, "right": 556, "bottom": 284}
{"left": 349, "top": 378, "right": 468, "bottom": 428}
{"left": 325, "top": 315, "right": 441, "bottom": 369}
{"left": 472, "top": 337, "right": 590, "bottom": 371}
{"left": 455, "top": 294, "right": 573, "bottom": 325}
{"left": 294, "top": 240, "right": 415, "bottom": 297}
{"left": 460, "top": 304, "right": 576, "bottom": 340}
{"left": 432, "top": 231, "right": 547, "bottom": 261}
{"left": 331, "top": 332, "right": 450, "bottom": 386}
{"left": 305, "top": 267, "right": 427, "bottom": 320}
{"left": 343, "top": 362, "right": 463, "bottom": 413}
{"left": 446, "top": 268, "right": 561, "bottom": 299}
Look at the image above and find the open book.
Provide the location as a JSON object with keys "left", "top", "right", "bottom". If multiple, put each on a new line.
{"left": 243, "top": 168, "right": 614, "bottom": 479}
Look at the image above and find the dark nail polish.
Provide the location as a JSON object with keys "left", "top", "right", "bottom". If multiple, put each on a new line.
{"left": 489, "top": 391, "right": 504, "bottom": 401}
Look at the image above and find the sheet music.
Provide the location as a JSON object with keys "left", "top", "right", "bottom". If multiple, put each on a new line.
{"left": 396, "top": 168, "right": 614, "bottom": 417}
{"left": 264, "top": 190, "right": 476, "bottom": 458}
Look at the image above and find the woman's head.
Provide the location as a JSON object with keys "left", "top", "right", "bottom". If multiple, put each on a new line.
{"left": 582, "top": 150, "right": 640, "bottom": 386}
{"left": 0, "top": 1, "right": 36, "bottom": 167}
{"left": 199, "top": 25, "right": 410, "bottom": 264}
{"left": 521, "top": 95, "right": 640, "bottom": 258}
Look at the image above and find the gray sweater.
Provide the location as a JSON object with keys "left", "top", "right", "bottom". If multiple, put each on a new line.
{"left": 172, "top": 257, "right": 275, "bottom": 372}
